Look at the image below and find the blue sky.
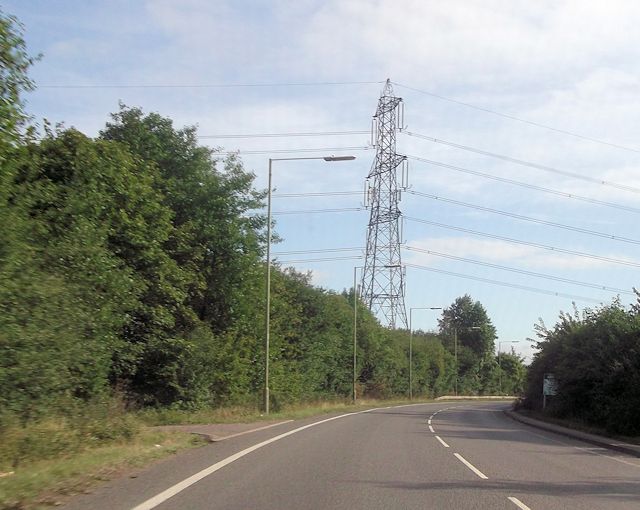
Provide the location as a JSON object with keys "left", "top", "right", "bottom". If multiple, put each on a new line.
{"left": 8, "top": 0, "right": 640, "bottom": 361}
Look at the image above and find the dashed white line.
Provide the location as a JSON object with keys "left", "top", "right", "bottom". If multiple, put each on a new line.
{"left": 508, "top": 496, "right": 532, "bottom": 509}
{"left": 435, "top": 435, "right": 450, "bottom": 448}
{"left": 428, "top": 419, "right": 432, "bottom": 424}
{"left": 454, "top": 453, "right": 488, "bottom": 479}
{"left": 428, "top": 425, "right": 435, "bottom": 433}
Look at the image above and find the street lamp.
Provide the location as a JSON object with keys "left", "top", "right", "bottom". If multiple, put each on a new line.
{"left": 264, "top": 155, "right": 356, "bottom": 414}
{"left": 453, "top": 325, "right": 481, "bottom": 396}
{"left": 408, "top": 307, "right": 442, "bottom": 400}
{"left": 498, "top": 340, "right": 519, "bottom": 395}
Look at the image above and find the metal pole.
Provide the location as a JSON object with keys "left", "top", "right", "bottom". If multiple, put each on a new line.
{"left": 353, "top": 266, "right": 358, "bottom": 403}
{"left": 498, "top": 345, "right": 501, "bottom": 395}
{"left": 263, "top": 155, "right": 355, "bottom": 415}
{"left": 264, "top": 158, "right": 273, "bottom": 415}
{"left": 409, "top": 309, "right": 413, "bottom": 400}
{"left": 454, "top": 327, "right": 458, "bottom": 397}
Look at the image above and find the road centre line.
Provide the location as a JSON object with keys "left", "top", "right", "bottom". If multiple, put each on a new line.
{"left": 508, "top": 496, "right": 532, "bottom": 509}
{"left": 454, "top": 453, "right": 488, "bottom": 479}
{"left": 435, "top": 435, "right": 450, "bottom": 448}
{"left": 130, "top": 403, "right": 433, "bottom": 510}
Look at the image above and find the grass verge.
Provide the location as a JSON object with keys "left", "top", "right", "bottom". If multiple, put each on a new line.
{"left": 0, "top": 429, "right": 204, "bottom": 510}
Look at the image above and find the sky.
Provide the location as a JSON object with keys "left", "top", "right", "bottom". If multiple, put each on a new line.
{"left": 7, "top": 0, "right": 640, "bottom": 362}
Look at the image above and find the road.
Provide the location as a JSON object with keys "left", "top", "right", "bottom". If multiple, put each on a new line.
{"left": 63, "top": 402, "right": 640, "bottom": 509}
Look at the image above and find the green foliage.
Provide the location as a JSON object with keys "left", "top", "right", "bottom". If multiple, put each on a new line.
{"left": 438, "top": 295, "right": 501, "bottom": 395}
{"left": 524, "top": 299, "right": 640, "bottom": 435}
{"left": 0, "top": 9, "right": 37, "bottom": 159}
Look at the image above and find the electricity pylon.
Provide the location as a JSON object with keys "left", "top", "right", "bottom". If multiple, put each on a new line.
{"left": 361, "top": 79, "right": 408, "bottom": 329}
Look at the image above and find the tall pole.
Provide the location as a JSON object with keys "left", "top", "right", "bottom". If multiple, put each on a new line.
{"left": 409, "top": 310, "right": 413, "bottom": 400}
{"left": 454, "top": 327, "right": 458, "bottom": 397}
{"left": 264, "top": 155, "right": 355, "bottom": 414}
{"left": 264, "top": 159, "right": 273, "bottom": 415}
{"left": 353, "top": 266, "right": 358, "bottom": 403}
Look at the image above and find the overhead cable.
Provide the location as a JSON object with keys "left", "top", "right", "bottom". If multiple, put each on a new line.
{"left": 39, "top": 80, "right": 384, "bottom": 89}
{"left": 199, "top": 131, "right": 369, "bottom": 139}
{"left": 403, "top": 131, "right": 640, "bottom": 194}
{"left": 406, "top": 155, "right": 640, "bottom": 214}
{"left": 394, "top": 83, "right": 640, "bottom": 155}
{"left": 406, "top": 190, "right": 640, "bottom": 245}
{"left": 276, "top": 255, "right": 364, "bottom": 264}
{"left": 273, "top": 191, "right": 361, "bottom": 198}
{"left": 273, "top": 247, "right": 364, "bottom": 255}
{"left": 404, "top": 246, "right": 634, "bottom": 296}
{"left": 405, "top": 263, "right": 603, "bottom": 304}
{"left": 213, "top": 146, "right": 371, "bottom": 156}
{"left": 272, "top": 207, "right": 366, "bottom": 215}
{"left": 404, "top": 216, "right": 640, "bottom": 268}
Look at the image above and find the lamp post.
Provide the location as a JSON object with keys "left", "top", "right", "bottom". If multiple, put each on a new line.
{"left": 264, "top": 155, "right": 356, "bottom": 415}
{"left": 453, "top": 325, "right": 481, "bottom": 396}
{"left": 498, "top": 340, "right": 519, "bottom": 395}
{"left": 408, "top": 307, "right": 442, "bottom": 400}
{"left": 353, "top": 266, "right": 363, "bottom": 404}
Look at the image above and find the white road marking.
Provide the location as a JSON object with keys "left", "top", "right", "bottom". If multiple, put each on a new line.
{"left": 428, "top": 425, "right": 435, "bottom": 433}
{"left": 211, "top": 420, "right": 294, "bottom": 442}
{"left": 428, "top": 419, "right": 432, "bottom": 424}
{"left": 454, "top": 453, "right": 488, "bottom": 479}
{"left": 435, "top": 435, "right": 449, "bottom": 448}
{"left": 508, "top": 496, "right": 532, "bottom": 509}
{"left": 130, "top": 402, "right": 441, "bottom": 510}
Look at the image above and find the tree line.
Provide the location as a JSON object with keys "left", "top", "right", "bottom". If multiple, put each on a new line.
{"left": 0, "top": 11, "right": 526, "bottom": 427}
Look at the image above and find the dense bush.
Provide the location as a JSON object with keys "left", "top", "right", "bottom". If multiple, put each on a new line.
{"left": 523, "top": 299, "right": 640, "bottom": 436}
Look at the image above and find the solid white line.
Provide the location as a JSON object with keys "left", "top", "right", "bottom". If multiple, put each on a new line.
{"left": 508, "top": 496, "right": 532, "bottom": 510}
{"left": 211, "top": 420, "right": 294, "bottom": 442}
{"left": 428, "top": 425, "right": 435, "bottom": 433}
{"left": 454, "top": 453, "right": 488, "bottom": 479}
{"left": 435, "top": 435, "right": 449, "bottom": 448}
{"left": 131, "top": 402, "right": 433, "bottom": 510}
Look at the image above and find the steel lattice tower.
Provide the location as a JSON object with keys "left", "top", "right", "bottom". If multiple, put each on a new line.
{"left": 361, "top": 79, "right": 408, "bottom": 329}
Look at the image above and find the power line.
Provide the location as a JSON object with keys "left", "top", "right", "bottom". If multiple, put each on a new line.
{"left": 213, "top": 146, "right": 371, "bottom": 156}
{"left": 273, "top": 191, "right": 361, "bottom": 198}
{"left": 403, "top": 131, "right": 640, "bottom": 195}
{"left": 276, "top": 255, "right": 364, "bottom": 264}
{"left": 272, "top": 207, "right": 366, "bottom": 215}
{"left": 404, "top": 246, "right": 634, "bottom": 296}
{"left": 273, "top": 247, "right": 363, "bottom": 255}
{"left": 406, "top": 190, "right": 640, "bottom": 245}
{"left": 394, "top": 83, "right": 640, "bottom": 155}
{"left": 405, "top": 263, "right": 604, "bottom": 304}
{"left": 404, "top": 216, "right": 640, "bottom": 268}
{"left": 199, "top": 130, "right": 369, "bottom": 139}
{"left": 406, "top": 155, "right": 640, "bottom": 214}
{"left": 39, "top": 80, "right": 384, "bottom": 89}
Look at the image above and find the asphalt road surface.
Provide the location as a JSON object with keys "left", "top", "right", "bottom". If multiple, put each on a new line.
{"left": 63, "top": 402, "right": 640, "bottom": 509}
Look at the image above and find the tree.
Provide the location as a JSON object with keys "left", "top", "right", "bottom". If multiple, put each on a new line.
{"left": 0, "top": 9, "right": 37, "bottom": 159}
{"left": 438, "top": 295, "right": 498, "bottom": 395}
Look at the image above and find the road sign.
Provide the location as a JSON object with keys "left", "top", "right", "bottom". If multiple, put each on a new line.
{"left": 543, "top": 373, "right": 557, "bottom": 396}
